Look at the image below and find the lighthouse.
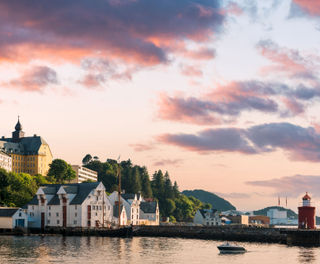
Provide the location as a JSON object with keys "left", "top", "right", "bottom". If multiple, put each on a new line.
{"left": 298, "top": 192, "right": 316, "bottom": 229}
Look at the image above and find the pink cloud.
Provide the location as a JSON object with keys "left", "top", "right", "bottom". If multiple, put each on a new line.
{"left": 130, "top": 143, "right": 155, "bottom": 152}
{"left": 180, "top": 65, "right": 203, "bottom": 77}
{"left": 153, "top": 159, "right": 183, "bottom": 167}
{"left": 5, "top": 66, "right": 58, "bottom": 92}
{"left": 293, "top": 0, "right": 320, "bottom": 15}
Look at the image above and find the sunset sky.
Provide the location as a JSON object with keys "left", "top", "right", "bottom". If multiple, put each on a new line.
{"left": 1, "top": 0, "right": 320, "bottom": 212}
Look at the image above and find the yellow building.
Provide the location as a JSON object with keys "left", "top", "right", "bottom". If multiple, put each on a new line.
{"left": 0, "top": 118, "right": 53, "bottom": 175}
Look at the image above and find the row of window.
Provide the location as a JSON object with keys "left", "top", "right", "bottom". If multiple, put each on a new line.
{"left": 13, "top": 156, "right": 36, "bottom": 161}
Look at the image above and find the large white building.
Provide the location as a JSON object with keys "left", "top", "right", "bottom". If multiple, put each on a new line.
{"left": 267, "top": 208, "right": 297, "bottom": 225}
{"left": 0, "top": 150, "right": 12, "bottom": 172}
{"left": 139, "top": 201, "right": 159, "bottom": 226}
{"left": 27, "top": 182, "right": 113, "bottom": 228}
{"left": 71, "top": 165, "right": 98, "bottom": 183}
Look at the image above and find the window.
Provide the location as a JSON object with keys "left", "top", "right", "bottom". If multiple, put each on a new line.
{"left": 75, "top": 213, "right": 77, "bottom": 217}
{"left": 93, "top": 206, "right": 95, "bottom": 210}
{"left": 99, "top": 206, "right": 102, "bottom": 210}
{"left": 19, "top": 213, "right": 22, "bottom": 217}
{"left": 57, "top": 220, "right": 60, "bottom": 224}
{"left": 47, "top": 220, "right": 50, "bottom": 224}
{"left": 48, "top": 212, "right": 51, "bottom": 217}
{"left": 75, "top": 205, "right": 77, "bottom": 210}
{"left": 32, "top": 206, "right": 34, "bottom": 210}
{"left": 56, "top": 212, "right": 59, "bottom": 217}
{"left": 95, "top": 212, "right": 97, "bottom": 216}
{"left": 49, "top": 206, "right": 51, "bottom": 210}
{"left": 74, "top": 220, "right": 77, "bottom": 225}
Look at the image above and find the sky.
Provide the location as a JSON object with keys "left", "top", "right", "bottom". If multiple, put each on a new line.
{"left": 1, "top": 0, "right": 320, "bottom": 212}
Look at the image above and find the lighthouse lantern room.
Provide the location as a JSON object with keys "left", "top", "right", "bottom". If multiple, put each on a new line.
{"left": 298, "top": 192, "right": 316, "bottom": 229}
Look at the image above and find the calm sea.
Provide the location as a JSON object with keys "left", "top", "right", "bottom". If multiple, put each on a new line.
{"left": 0, "top": 235, "right": 318, "bottom": 264}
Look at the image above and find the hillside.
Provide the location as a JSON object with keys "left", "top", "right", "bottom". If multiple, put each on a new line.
{"left": 182, "top": 189, "right": 236, "bottom": 211}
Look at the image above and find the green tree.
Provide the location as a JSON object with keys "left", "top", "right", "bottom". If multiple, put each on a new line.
{"left": 47, "top": 159, "right": 76, "bottom": 183}
{"left": 82, "top": 154, "right": 92, "bottom": 165}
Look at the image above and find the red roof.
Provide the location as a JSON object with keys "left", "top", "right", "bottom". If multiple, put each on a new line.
{"left": 302, "top": 192, "right": 311, "bottom": 200}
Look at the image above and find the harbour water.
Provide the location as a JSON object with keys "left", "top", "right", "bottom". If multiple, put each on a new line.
{"left": 0, "top": 235, "right": 318, "bottom": 264}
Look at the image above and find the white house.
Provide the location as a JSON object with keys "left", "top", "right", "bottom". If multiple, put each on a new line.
{"left": 27, "top": 182, "right": 113, "bottom": 228}
{"left": 267, "top": 208, "right": 297, "bottom": 225}
{"left": 112, "top": 203, "right": 127, "bottom": 226}
{"left": 109, "top": 192, "right": 142, "bottom": 225}
{"left": 0, "top": 207, "right": 28, "bottom": 229}
{"left": 194, "top": 209, "right": 221, "bottom": 226}
{"left": 139, "top": 201, "right": 159, "bottom": 226}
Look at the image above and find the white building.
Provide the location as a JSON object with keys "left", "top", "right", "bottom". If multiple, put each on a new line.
{"left": 112, "top": 204, "right": 127, "bottom": 226}
{"left": 139, "top": 201, "right": 160, "bottom": 226}
{"left": 27, "top": 182, "right": 113, "bottom": 228}
{"left": 71, "top": 165, "right": 98, "bottom": 183}
{"left": 0, "top": 150, "right": 12, "bottom": 172}
{"left": 194, "top": 209, "right": 221, "bottom": 226}
{"left": 267, "top": 208, "right": 297, "bottom": 225}
{"left": 0, "top": 207, "right": 28, "bottom": 229}
{"left": 109, "top": 192, "right": 142, "bottom": 225}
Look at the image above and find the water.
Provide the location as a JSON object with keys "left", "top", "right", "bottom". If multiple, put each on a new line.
{"left": 0, "top": 235, "right": 318, "bottom": 264}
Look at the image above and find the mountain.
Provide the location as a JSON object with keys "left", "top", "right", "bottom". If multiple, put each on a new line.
{"left": 182, "top": 189, "right": 236, "bottom": 211}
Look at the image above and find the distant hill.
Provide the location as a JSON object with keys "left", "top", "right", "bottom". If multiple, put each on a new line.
{"left": 253, "top": 206, "right": 297, "bottom": 218}
{"left": 182, "top": 189, "right": 236, "bottom": 211}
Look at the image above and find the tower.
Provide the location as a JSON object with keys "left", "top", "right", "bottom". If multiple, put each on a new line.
{"left": 298, "top": 192, "right": 316, "bottom": 229}
{"left": 12, "top": 117, "right": 25, "bottom": 143}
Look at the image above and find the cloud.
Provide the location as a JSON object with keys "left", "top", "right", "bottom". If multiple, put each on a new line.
{"left": 216, "top": 192, "right": 251, "bottom": 199}
{"left": 158, "top": 80, "right": 320, "bottom": 125}
{"left": 180, "top": 64, "right": 203, "bottom": 77}
{"left": 247, "top": 175, "right": 320, "bottom": 197}
{"left": 0, "top": 0, "right": 225, "bottom": 65}
{"left": 130, "top": 143, "right": 155, "bottom": 152}
{"left": 257, "top": 40, "right": 318, "bottom": 81}
{"left": 6, "top": 66, "right": 58, "bottom": 92}
{"left": 153, "top": 159, "right": 183, "bottom": 167}
{"left": 159, "top": 122, "right": 320, "bottom": 162}
{"left": 291, "top": 0, "right": 320, "bottom": 16}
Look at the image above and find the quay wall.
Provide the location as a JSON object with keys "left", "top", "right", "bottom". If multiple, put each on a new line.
{"left": 133, "top": 225, "right": 287, "bottom": 244}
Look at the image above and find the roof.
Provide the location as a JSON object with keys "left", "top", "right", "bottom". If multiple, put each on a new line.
{"left": 113, "top": 204, "right": 125, "bottom": 217}
{"left": 303, "top": 192, "right": 311, "bottom": 200}
{"left": 199, "top": 209, "right": 218, "bottom": 218}
{"left": 26, "top": 182, "right": 101, "bottom": 206}
{"left": 121, "top": 193, "right": 136, "bottom": 201}
{"left": 140, "top": 201, "right": 157, "bottom": 214}
{"left": 0, "top": 208, "right": 19, "bottom": 217}
{"left": 0, "top": 136, "right": 49, "bottom": 155}
{"left": 47, "top": 195, "right": 60, "bottom": 205}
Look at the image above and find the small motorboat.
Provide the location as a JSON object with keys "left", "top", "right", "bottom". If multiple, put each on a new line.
{"left": 217, "top": 242, "right": 246, "bottom": 254}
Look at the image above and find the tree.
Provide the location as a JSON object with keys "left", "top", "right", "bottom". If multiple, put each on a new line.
{"left": 47, "top": 159, "right": 76, "bottom": 183}
{"left": 82, "top": 154, "right": 92, "bottom": 165}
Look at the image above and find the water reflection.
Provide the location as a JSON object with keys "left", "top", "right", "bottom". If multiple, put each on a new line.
{"left": 298, "top": 247, "right": 316, "bottom": 263}
{"left": 0, "top": 236, "right": 319, "bottom": 264}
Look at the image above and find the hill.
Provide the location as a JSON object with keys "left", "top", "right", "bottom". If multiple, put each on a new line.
{"left": 182, "top": 189, "right": 236, "bottom": 211}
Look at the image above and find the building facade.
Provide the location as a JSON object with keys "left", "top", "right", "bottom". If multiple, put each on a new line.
{"left": 27, "top": 182, "right": 113, "bottom": 228}
{"left": 0, "top": 208, "right": 28, "bottom": 229}
{"left": 71, "top": 165, "right": 98, "bottom": 183}
{"left": 0, "top": 118, "right": 53, "bottom": 175}
{"left": 0, "top": 151, "right": 12, "bottom": 172}
{"left": 194, "top": 209, "right": 221, "bottom": 226}
{"left": 139, "top": 201, "right": 159, "bottom": 225}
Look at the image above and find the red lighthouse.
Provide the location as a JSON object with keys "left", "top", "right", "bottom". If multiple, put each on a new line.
{"left": 298, "top": 192, "right": 316, "bottom": 229}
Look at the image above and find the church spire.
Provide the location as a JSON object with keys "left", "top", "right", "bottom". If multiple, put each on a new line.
{"left": 15, "top": 116, "right": 22, "bottom": 131}
{"left": 12, "top": 116, "right": 25, "bottom": 142}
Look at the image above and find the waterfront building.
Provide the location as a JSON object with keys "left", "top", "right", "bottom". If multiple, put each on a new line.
{"left": 0, "top": 207, "right": 28, "bottom": 229}
{"left": 27, "top": 182, "right": 113, "bottom": 228}
{"left": 0, "top": 118, "right": 53, "bottom": 175}
{"left": 194, "top": 209, "right": 221, "bottom": 226}
{"left": 0, "top": 150, "right": 12, "bottom": 172}
{"left": 225, "top": 215, "right": 249, "bottom": 225}
{"left": 70, "top": 165, "right": 98, "bottom": 183}
{"left": 109, "top": 192, "right": 142, "bottom": 225}
{"left": 249, "top": 215, "right": 270, "bottom": 226}
{"left": 112, "top": 204, "right": 127, "bottom": 226}
{"left": 298, "top": 192, "right": 316, "bottom": 229}
{"left": 139, "top": 201, "right": 160, "bottom": 226}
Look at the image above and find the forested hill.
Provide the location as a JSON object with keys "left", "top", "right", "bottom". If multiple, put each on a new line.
{"left": 253, "top": 206, "right": 297, "bottom": 218}
{"left": 182, "top": 189, "right": 236, "bottom": 211}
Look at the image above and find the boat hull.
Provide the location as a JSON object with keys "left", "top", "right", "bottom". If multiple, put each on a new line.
{"left": 217, "top": 246, "right": 246, "bottom": 254}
